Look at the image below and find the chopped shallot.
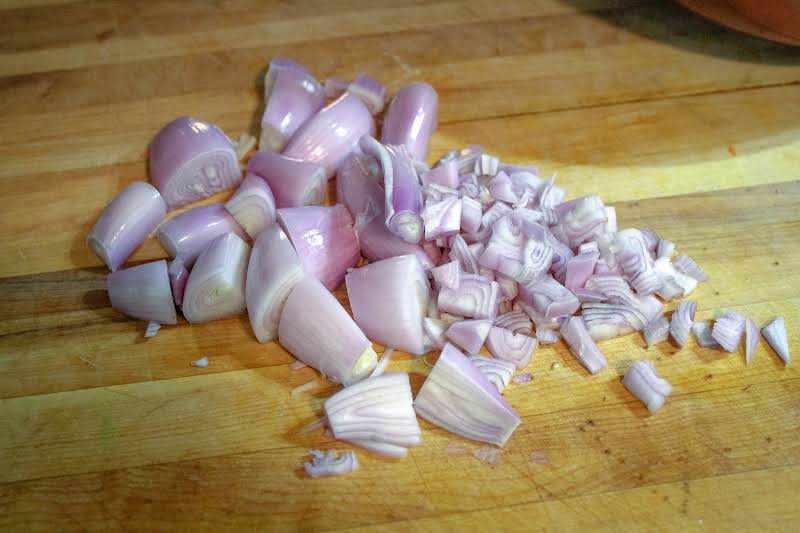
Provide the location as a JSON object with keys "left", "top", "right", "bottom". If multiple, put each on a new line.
{"left": 762, "top": 316, "right": 790, "bottom": 365}
{"left": 191, "top": 356, "right": 209, "bottom": 368}
{"left": 622, "top": 360, "right": 671, "bottom": 414}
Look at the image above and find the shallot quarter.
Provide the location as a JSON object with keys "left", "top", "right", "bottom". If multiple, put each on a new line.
{"left": 92, "top": 57, "right": 779, "bottom": 478}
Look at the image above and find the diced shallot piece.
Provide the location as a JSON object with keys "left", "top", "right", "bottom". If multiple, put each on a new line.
{"left": 461, "top": 196, "right": 483, "bottom": 234}
{"left": 494, "top": 311, "right": 532, "bottom": 336}
{"left": 245, "top": 224, "right": 305, "bottom": 343}
{"left": 438, "top": 274, "right": 499, "bottom": 319}
{"left": 487, "top": 171, "right": 518, "bottom": 203}
{"left": 346, "top": 255, "right": 430, "bottom": 356}
{"left": 561, "top": 316, "right": 608, "bottom": 374}
{"left": 347, "top": 74, "right": 386, "bottom": 115}
{"left": 673, "top": 254, "right": 708, "bottom": 282}
{"left": 182, "top": 233, "right": 250, "bottom": 323}
{"left": 485, "top": 327, "right": 538, "bottom": 369}
{"left": 157, "top": 204, "right": 248, "bottom": 268}
{"left": 642, "top": 316, "right": 670, "bottom": 347}
{"left": 551, "top": 195, "right": 607, "bottom": 249}
{"left": 223, "top": 173, "right": 277, "bottom": 239}
{"left": 613, "top": 229, "right": 662, "bottom": 295}
{"left": 381, "top": 82, "right": 438, "bottom": 162}
{"left": 711, "top": 310, "right": 746, "bottom": 352}
{"left": 423, "top": 317, "right": 448, "bottom": 350}
{"left": 325, "top": 372, "right": 421, "bottom": 453}
{"left": 430, "top": 260, "right": 461, "bottom": 290}
{"left": 622, "top": 360, "right": 672, "bottom": 414}
{"left": 653, "top": 257, "right": 697, "bottom": 298}
{"left": 87, "top": 181, "right": 167, "bottom": 271}
{"left": 277, "top": 204, "right": 359, "bottom": 290}
{"left": 657, "top": 239, "right": 675, "bottom": 259}
{"left": 536, "top": 328, "right": 560, "bottom": 345}
{"left": 564, "top": 247, "right": 600, "bottom": 291}
{"left": 422, "top": 161, "right": 459, "bottom": 189}
{"left": 446, "top": 319, "right": 492, "bottom": 354}
{"left": 167, "top": 258, "right": 188, "bottom": 306}
{"left": 107, "top": 260, "right": 177, "bottom": 325}
{"left": 692, "top": 321, "right": 718, "bottom": 347}
{"left": 762, "top": 316, "right": 790, "bottom": 365}
{"left": 468, "top": 355, "right": 515, "bottom": 393}
{"left": 745, "top": 318, "right": 760, "bottom": 364}
{"left": 414, "top": 343, "right": 521, "bottom": 446}
{"left": 519, "top": 275, "right": 579, "bottom": 320}
{"left": 149, "top": 117, "right": 241, "bottom": 208}
{"left": 669, "top": 300, "right": 696, "bottom": 348}
{"left": 247, "top": 151, "right": 326, "bottom": 208}
{"left": 283, "top": 93, "right": 375, "bottom": 179}
{"left": 304, "top": 449, "right": 359, "bottom": 479}
{"left": 259, "top": 57, "right": 324, "bottom": 152}
{"left": 279, "top": 277, "right": 377, "bottom": 385}
{"left": 422, "top": 196, "right": 462, "bottom": 240}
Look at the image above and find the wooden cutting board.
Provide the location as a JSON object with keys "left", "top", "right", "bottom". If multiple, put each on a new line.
{"left": 1, "top": 1, "right": 798, "bottom": 530}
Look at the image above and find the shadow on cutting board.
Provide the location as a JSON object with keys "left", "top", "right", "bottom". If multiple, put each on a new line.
{"left": 559, "top": 1, "right": 800, "bottom": 64}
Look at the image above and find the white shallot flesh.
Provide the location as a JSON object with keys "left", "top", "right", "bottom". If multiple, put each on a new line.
{"left": 762, "top": 316, "right": 790, "bottom": 365}
{"left": 745, "top": 318, "right": 760, "bottom": 364}
{"left": 484, "top": 326, "right": 538, "bottom": 369}
{"left": 414, "top": 343, "right": 521, "bottom": 446}
{"left": 669, "top": 300, "right": 696, "bottom": 348}
{"left": 445, "top": 319, "right": 492, "bottom": 354}
{"left": 622, "top": 360, "right": 672, "bottom": 414}
{"left": 692, "top": 321, "right": 718, "bottom": 347}
{"left": 711, "top": 310, "right": 746, "bottom": 353}
{"left": 642, "top": 316, "right": 670, "bottom": 347}
{"left": 561, "top": 316, "right": 607, "bottom": 375}
{"left": 468, "top": 355, "right": 515, "bottom": 393}
{"left": 325, "top": 372, "right": 421, "bottom": 455}
{"left": 279, "top": 277, "right": 377, "bottom": 385}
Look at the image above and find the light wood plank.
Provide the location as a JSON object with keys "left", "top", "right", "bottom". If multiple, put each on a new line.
{"left": 0, "top": 0, "right": 621, "bottom": 78}
{"left": 343, "top": 465, "right": 800, "bottom": 532}
{"left": 2, "top": 3, "right": 797, "bottom": 119}
{"left": 0, "top": 378, "right": 797, "bottom": 528}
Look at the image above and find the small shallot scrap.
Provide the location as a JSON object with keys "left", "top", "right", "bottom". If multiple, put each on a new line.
{"left": 144, "top": 321, "right": 161, "bottom": 338}
{"left": 191, "top": 356, "right": 209, "bottom": 368}
{"left": 289, "top": 360, "right": 307, "bottom": 370}
{"left": 529, "top": 450, "right": 548, "bottom": 464}
{"left": 512, "top": 373, "right": 533, "bottom": 384}
{"left": 474, "top": 446, "right": 502, "bottom": 466}
{"left": 291, "top": 379, "right": 318, "bottom": 395}
{"left": 304, "top": 449, "right": 359, "bottom": 479}
{"left": 444, "top": 441, "right": 468, "bottom": 456}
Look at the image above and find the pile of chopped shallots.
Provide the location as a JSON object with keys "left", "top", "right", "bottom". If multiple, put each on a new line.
{"left": 87, "top": 58, "right": 790, "bottom": 479}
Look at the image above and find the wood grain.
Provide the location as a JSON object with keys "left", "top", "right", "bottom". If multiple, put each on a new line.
{"left": 1, "top": 0, "right": 799, "bottom": 530}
